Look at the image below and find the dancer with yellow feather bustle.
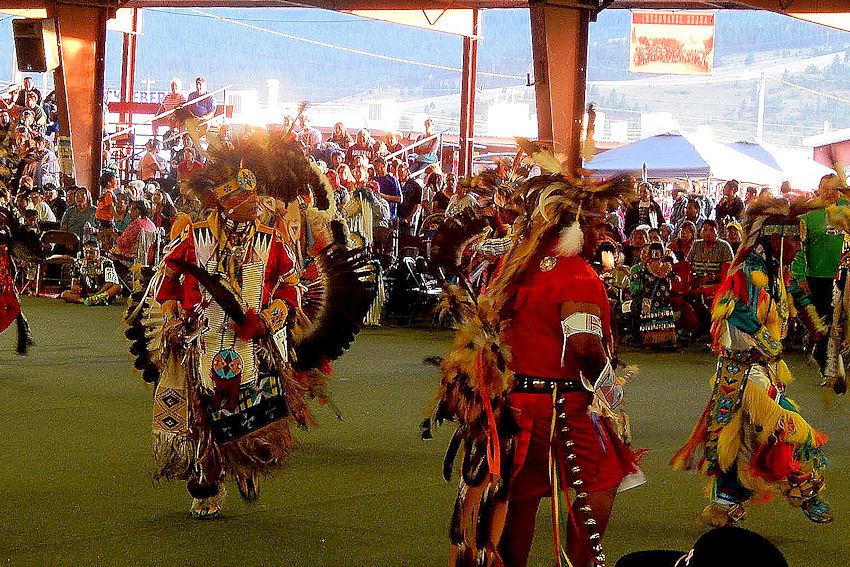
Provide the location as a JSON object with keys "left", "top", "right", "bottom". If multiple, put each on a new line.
{"left": 124, "top": 131, "right": 376, "bottom": 519}
{"left": 427, "top": 140, "right": 644, "bottom": 567}
{"left": 671, "top": 192, "right": 833, "bottom": 527}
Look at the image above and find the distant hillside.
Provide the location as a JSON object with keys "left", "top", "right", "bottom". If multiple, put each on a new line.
{"left": 3, "top": 8, "right": 843, "bottom": 98}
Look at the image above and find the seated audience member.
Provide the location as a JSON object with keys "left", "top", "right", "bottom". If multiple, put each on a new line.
{"left": 60, "top": 187, "right": 97, "bottom": 244}
{"left": 744, "top": 185, "right": 758, "bottom": 208}
{"left": 422, "top": 170, "right": 444, "bottom": 215}
{"left": 614, "top": 527, "right": 788, "bottom": 567}
{"left": 150, "top": 188, "right": 175, "bottom": 234}
{"left": 29, "top": 187, "right": 55, "bottom": 223}
{"left": 623, "top": 225, "right": 649, "bottom": 267}
{"left": 668, "top": 220, "right": 696, "bottom": 262}
{"left": 384, "top": 130, "right": 405, "bottom": 156}
{"left": 337, "top": 163, "right": 357, "bottom": 191}
{"left": 45, "top": 185, "right": 67, "bottom": 221}
{"left": 60, "top": 241, "right": 121, "bottom": 305}
{"left": 329, "top": 122, "right": 353, "bottom": 151}
{"left": 140, "top": 139, "right": 167, "bottom": 180}
{"left": 151, "top": 78, "right": 186, "bottom": 138}
{"left": 18, "top": 209, "right": 41, "bottom": 292}
{"left": 430, "top": 173, "right": 451, "bottom": 214}
{"left": 678, "top": 197, "right": 705, "bottom": 233}
{"left": 297, "top": 115, "right": 323, "bottom": 154}
{"left": 113, "top": 193, "right": 132, "bottom": 233}
{"left": 629, "top": 241, "right": 677, "bottom": 347}
{"left": 659, "top": 222, "right": 674, "bottom": 244}
{"left": 176, "top": 146, "right": 204, "bottom": 182}
{"left": 211, "top": 123, "right": 234, "bottom": 151}
{"left": 446, "top": 175, "right": 477, "bottom": 217}
{"left": 173, "top": 179, "right": 203, "bottom": 222}
{"left": 688, "top": 219, "right": 733, "bottom": 289}
{"left": 725, "top": 220, "right": 743, "bottom": 254}
{"left": 110, "top": 199, "right": 157, "bottom": 282}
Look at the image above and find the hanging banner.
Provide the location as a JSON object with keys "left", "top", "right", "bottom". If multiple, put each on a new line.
{"left": 629, "top": 11, "right": 715, "bottom": 75}
{"left": 346, "top": 10, "right": 479, "bottom": 38}
{"left": 56, "top": 136, "right": 75, "bottom": 179}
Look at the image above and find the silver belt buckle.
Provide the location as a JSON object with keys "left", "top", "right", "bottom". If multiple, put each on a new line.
{"left": 531, "top": 379, "right": 548, "bottom": 390}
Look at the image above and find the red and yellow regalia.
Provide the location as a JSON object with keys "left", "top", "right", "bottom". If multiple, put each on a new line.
{"left": 428, "top": 141, "right": 643, "bottom": 567}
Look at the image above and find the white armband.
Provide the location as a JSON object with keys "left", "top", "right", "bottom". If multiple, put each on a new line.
{"left": 561, "top": 312, "right": 604, "bottom": 366}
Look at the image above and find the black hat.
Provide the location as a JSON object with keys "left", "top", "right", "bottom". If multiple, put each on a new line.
{"left": 614, "top": 528, "right": 788, "bottom": 567}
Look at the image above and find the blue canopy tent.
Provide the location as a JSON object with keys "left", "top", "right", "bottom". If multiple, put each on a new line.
{"left": 726, "top": 138, "right": 833, "bottom": 191}
{"left": 587, "top": 131, "right": 710, "bottom": 179}
{"left": 587, "top": 131, "right": 783, "bottom": 185}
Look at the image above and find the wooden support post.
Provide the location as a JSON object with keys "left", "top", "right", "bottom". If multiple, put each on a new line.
{"left": 530, "top": 2, "right": 591, "bottom": 170}
{"left": 50, "top": 2, "right": 111, "bottom": 192}
{"left": 458, "top": 9, "right": 479, "bottom": 178}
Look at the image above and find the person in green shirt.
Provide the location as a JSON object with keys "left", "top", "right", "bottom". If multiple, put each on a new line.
{"left": 791, "top": 173, "right": 846, "bottom": 381}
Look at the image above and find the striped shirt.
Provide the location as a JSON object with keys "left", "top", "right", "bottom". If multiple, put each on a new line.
{"left": 687, "top": 239, "right": 733, "bottom": 281}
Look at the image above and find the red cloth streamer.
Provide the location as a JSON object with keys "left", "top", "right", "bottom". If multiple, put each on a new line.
{"left": 476, "top": 351, "right": 501, "bottom": 478}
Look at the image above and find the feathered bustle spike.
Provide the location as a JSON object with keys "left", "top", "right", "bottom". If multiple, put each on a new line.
{"left": 15, "top": 313, "right": 33, "bottom": 355}
{"left": 430, "top": 207, "right": 490, "bottom": 271}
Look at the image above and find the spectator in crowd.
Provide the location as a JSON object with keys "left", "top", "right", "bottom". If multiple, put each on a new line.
{"left": 170, "top": 133, "right": 198, "bottom": 172}
{"left": 113, "top": 192, "right": 132, "bottom": 233}
{"left": 20, "top": 92, "right": 47, "bottom": 133}
{"left": 34, "top": 135, "right": 59, "bottom": 188}
{"left": 0, "top": 109, "right": 12, "bottom": 146}
{"left": 624, "top": 182, "right": 664, "bottom": 235}
{"left": 28, "top": 187, "right": 56, "bottom": 223}
{"left": 297, "top": 115, "right": 323, "bottom": 154}
{"left": 396, "top": 162, "right": 422, "bottom": 235}
{"left": 792, "top": 173, "right": 847, "bottom": 382}
{"left": 325, "top": 169, "right": 349, "bottom": 208}
{"left": 174, "top": 178, "right": 203, "bottom": 222}
{"left": 759, "top": 186, "right": 773, "bottom": 198}
{"left": 14, "top": 77, "right": 42, "bottom": 107}
{"left": 185, "top": 77, "right": 216, "bottom": 148}
{"left": 45, "top": 185, "right": 67, "bottom": 221}
{"left": 348, "top": 129, "right": 376, "bottom": 166}
{"left": 412, "top": 118, "right": 439, "bottom": 172}
{"left": 176, "top": 146, "right": 204, "bottom": 182}
{"left": 744, "top": 185, "right": 758, "bottom": 208}
{"left": 60, "top": 187, "right": 97, "bottom": 244}
{"left": 629, "top": 241, "right": 677, "bottom": 348}
{"left": 329, "top": 150, "right": 345, "bottom": 172}
{"left": 726, "top": 220, "right": 743, "bottom": 254}
{"left": 384, "top": 131, "right": 405, "bottom": 156}
{"left": 152, "top": 78, "right": 186, "bottom": 138}
{"left": 430, "top": 172, "right": 451, "bottom": 214}
{"left": 95, "top": 171, "right": 118, "bottom": 249}
{"left": 110, "top": 199, "right": 157, "bottom": 282}
{"left": 212, "top": 123, "right": 234, "bottom": 151}
{"left": 370, "top": 156, "right": 402, "bottom": 219}
{"left": 668, "top": 220, "right": 696, "bottom": 262}
{"left": 714, "top": 179, "right": 744, "bottom": 225}
{"left": 150, "top": 187, "right": 175, "bottom": 235}
{"left": 669, "top": 182, "right": 688, "bottom": 228}
{"left": 687, "top": 219, "right": 733, "bottom": 289}
{"left": 329, "top": 122, "right": 353, "bottom": 151}
{"left": 446, "top": 177, "right": 477, "bottom": 217}
{"left": 60, "top": 241, "right": 121, "bottom": 305}
{"left": 623, "top": 225, "right": 649, "bottom": 266}
{"left": 140, "top": 139, "right": 167, "bottom": 181}
{"left": 780, "top": 180, "right": 793, "bottom": 196}
{"left": 659, "top": 222, "right": 674, "bottom": 244}
{"left": 679, "top": 197, "right": 705, "bottom": 232}
{"left": 337, "top": 163, "right": 357, "bottom": 191}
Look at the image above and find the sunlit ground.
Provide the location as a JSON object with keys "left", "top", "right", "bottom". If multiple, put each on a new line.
{"left": 1, "top": 297, "right": 847, "bottom": 566}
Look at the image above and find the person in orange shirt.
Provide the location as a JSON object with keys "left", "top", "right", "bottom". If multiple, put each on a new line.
{"left": 95, "top": 171, "right": 119, "bottom": 249}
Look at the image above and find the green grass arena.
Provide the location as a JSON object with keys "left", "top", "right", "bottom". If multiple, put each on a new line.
{"left": 1, "top": 297, "right": 848, "bottom": 566}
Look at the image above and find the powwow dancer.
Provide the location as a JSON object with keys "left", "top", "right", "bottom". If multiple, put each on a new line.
{"left": 671, "top": 195, "right": 833, "bottom": 527}
{"left": 427, "top": 141, "right": 644, "bottom": 567}
{"left": 0, "top": 206, "right": 41, "bottom": 354}
{"left": 124, "top": 135, "right": 375, "bottom": 519}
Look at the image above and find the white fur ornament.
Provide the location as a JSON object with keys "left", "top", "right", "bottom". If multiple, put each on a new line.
{"left": 554, "top": 221, "right": 584, "bottom": 257}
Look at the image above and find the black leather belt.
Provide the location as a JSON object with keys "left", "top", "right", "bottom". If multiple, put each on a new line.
{"left": 514, "top": 375, "right": 586, "bottom": 394}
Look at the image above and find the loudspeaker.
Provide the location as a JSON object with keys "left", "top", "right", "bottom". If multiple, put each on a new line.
{"left": 12, "top": 19, "right": 59, "bottom": 73}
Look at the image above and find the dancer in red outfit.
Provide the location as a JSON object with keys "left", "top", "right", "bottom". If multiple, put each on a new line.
{"left": 429, "top": 140, "right": 643, "bottom": 567}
